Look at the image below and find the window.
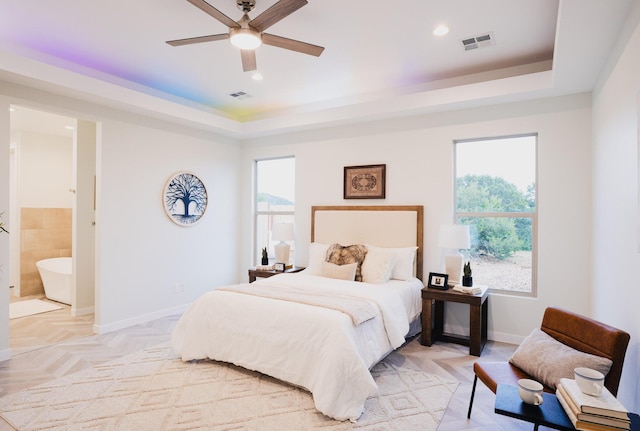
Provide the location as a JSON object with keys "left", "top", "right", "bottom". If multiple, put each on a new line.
{"left": 455, "top": 135, "right": 537, "bottom": 295}
{"left": 254, "top": 157, "right": 295, "bottom": 265}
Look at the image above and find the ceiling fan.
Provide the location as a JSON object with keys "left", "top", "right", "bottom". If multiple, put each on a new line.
{"left": 167, "top": 0, "right": 325, "bottom": 72}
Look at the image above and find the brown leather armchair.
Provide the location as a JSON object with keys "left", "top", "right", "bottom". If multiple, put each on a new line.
{"left": 467, "top": 307, "right": 630, "bottom": 418}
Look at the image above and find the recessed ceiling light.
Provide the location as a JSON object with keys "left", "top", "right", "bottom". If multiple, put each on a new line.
{"left": 9, "top": 107, "right": 15, "bottom": 112}
{"left": 64, "top": 126, "right": 75, "bottom": 130}
{"left": 433, "top": 25, "right": 449, "bottom": 36}
{"left": 251, "top": 72, "right": 263, "bottom": 81}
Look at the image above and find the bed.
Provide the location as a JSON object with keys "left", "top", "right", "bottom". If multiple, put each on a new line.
{"left": 171, "top": 205, "right": 424, "bottom": 421}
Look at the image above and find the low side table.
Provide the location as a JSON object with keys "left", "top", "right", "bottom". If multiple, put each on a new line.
{"left": 248, "top": 266, "right": 305, "bottom": 282}
{"left": 495, "top": 384, "right": 573, "bottom": 431}
{"left": 420, "top": 286, "right": 488, "bottom": 356}
{"left": 495, "top": 384, "right": 640, "bottom": 431}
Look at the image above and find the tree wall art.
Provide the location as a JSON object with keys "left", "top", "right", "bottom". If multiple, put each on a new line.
{"left": 163, "top": 172, "right": 208, "bottom": 226}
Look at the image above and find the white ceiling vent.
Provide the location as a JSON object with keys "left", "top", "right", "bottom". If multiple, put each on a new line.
{"left": 229, "top": 91, "right": 251, "bottom": 100}
{"left": 461, "top": 32, "right": 495, "bottom": 51}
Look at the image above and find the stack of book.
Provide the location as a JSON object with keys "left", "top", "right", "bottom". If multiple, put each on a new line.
{"left": 556, "top": 377, "right": 630, "bottom": 431}
{"left": 452, "top": 284, "right": 487, "bottom": 295}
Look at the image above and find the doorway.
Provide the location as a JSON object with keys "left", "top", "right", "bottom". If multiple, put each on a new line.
{"left": 8, "top": 105, "right": 96, "bottom": 353}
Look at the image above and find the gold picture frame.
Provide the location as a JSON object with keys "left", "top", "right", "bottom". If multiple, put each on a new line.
{"left": 343, "top": 164, "right": 386, "bottom": 199}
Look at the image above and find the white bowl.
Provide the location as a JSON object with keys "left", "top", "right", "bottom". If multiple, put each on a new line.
{"left": 574, "top": 367, "right": 605, "bottom": 396}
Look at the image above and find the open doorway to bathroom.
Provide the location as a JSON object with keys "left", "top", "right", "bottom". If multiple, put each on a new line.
{"left": 8, "top": 105, "right": 96, "bottom": 354}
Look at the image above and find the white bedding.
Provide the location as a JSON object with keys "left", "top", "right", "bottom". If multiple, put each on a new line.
{"left": 171, "top": 273, "right": 423, "bottom": 421}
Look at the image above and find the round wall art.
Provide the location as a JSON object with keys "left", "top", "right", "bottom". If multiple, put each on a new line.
{"left": 163, "top": 171, "right": 208, "bottom": 226}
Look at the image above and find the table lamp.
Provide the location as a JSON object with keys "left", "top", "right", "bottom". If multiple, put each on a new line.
{"left": 272, "top": 222, "right": 294, "bottom": 264}
{"left": 438, "top": 224, "right": 471, "bottom": 285}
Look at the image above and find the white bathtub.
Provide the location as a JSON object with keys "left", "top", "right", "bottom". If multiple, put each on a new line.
{"left": 36, "top": 257, "right": 72, "bottom": 305}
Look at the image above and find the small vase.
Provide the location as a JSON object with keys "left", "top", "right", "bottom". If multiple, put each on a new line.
{"left": 261, "top": 257, "right": 269, "bottom": 266}
{"left": 462, "top": 276, "right": 473, "bottom": 287}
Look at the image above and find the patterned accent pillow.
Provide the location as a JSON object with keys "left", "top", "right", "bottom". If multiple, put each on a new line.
{"left": 325, "top": 243, "right": 368, "bottom": 282}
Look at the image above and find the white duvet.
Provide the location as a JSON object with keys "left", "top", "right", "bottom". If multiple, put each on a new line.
{"left": 171, "top": 273, "right": 421, "bottom": 421}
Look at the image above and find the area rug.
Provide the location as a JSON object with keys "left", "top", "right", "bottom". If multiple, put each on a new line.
{"left": 9, "top": 299, "right": 63, "bottom": 319}
{"left": 0, "top": 343, "right": 458, "bottom": 431}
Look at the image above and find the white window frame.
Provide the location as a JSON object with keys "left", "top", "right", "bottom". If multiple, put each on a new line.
{"left": 454, "top": 134, "right": 538, "bottom": 297}
{"left": 253, "top": 156, "right": 295, "bottom": 266}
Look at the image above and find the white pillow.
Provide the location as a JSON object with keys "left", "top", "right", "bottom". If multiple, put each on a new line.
{"left": 385, "top": 246, "right": 418, "bottom": 280}
{"left": 321, "top": 261, "right": 357, "bottom": 281}
{"left": 361, "top": 245, "right": 396, "bottom": 284}
{"left": 302, "top": 242, "right": 330, "bottom": 275}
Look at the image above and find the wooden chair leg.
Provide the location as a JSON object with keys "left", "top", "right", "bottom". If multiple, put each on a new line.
{"left": 467, "top": 374, "right": 478, "bottom": 419}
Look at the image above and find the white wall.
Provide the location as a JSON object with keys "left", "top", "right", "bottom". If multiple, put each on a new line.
{"left": 242, "top": 93, "right": 593, "bottom": 344}
{"left": 18, "top": 132, "right": 73, "bottom": 208}
{"left": 94, "top": 118, "right": 242, "bottom": 332}
{"left": 591, "top": 0, "right": 640, "bottom": 411}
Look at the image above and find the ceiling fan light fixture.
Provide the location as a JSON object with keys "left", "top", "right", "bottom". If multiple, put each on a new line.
{"left": 230, "top": 28, "right": 262, "bottom": 50}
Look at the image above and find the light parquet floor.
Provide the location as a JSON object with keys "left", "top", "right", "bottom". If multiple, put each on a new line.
{"left": 0, "top": 309, "right": 555, "bottom": 431}
{"left": 8, "top": 292, "right": 94, "bottom": 354}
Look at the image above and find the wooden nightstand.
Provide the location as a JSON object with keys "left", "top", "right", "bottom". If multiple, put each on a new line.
{"left": 248, "top": 266, "right": 305, "bottom": 282}
{"left": 420, "top": 286, "right": 489, "bottom": 356}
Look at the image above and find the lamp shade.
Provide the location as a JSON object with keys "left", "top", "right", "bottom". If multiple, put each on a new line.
{"left": 272, "top": 223, "right": 294, "bottom": 241}
{"left": 272, "top": 222, "right": 294, "bottom": 264}
{"left": 438, "top": 224, "right": 471, "bottom": 250}
{"left": 438, "top": 224, "right": 470, "bottom": 286}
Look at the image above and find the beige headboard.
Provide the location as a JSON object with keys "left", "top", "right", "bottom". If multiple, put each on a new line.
{"left": 311, "top": 205, "right": 424, "bottom": 281}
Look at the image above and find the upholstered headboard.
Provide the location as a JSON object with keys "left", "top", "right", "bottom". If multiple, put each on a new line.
{"left": 311, "top": 205, "right": 424, "bottom": 281}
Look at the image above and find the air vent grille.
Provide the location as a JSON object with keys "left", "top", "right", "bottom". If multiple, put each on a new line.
{"left": 461, "top": 32, "right": 494, "bottom": 51}
{"left": 229, "top": 91, "right": 251, "bottom": 100}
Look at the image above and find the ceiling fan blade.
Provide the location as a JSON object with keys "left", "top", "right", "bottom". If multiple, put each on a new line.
{"left": 166, "top": 34, "right": 229, "bottom": 46}
{"left": 186, "top": 0, "right": 239, "bottom": 28}
{"left": 262, "top": 33, "right": 324, "bottom": 56}
{"left": 241, "top": 49, "right": 257, "bottom": 72}
{"left": 249, "top": 0, "right": 307, "bottom": 32}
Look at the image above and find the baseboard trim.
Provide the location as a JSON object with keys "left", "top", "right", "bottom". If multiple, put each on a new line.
{"left": 489, "top": 331, "right": 524, "bottom": 345}
{"left": 93, "top": 304, "right": 189, "bottom": 334}
{"left": 443, "top": 324, "right": 523, "bottom": 346}
{"left": 0, "top": 348, "right": 11, "bottom": 362}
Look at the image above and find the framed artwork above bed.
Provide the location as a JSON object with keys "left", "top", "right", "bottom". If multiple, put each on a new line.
{"left": 311, "top": 205, "right": 424, "bottom": 281}
{"left": 343, "top": 164, "right": 386, "bottom": 199}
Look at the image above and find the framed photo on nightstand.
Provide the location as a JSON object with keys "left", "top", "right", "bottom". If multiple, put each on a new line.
{"left": 427, "top": 272, "right": 449, "bottom": 290}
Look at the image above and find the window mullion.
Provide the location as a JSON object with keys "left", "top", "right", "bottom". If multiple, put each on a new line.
{"left": 456, "top": 211, "right": 534, "bottom": 218}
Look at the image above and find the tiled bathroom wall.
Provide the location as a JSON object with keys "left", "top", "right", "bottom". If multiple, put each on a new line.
{"left": 20, "top": 207, "right": 72, "bottom": 296}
